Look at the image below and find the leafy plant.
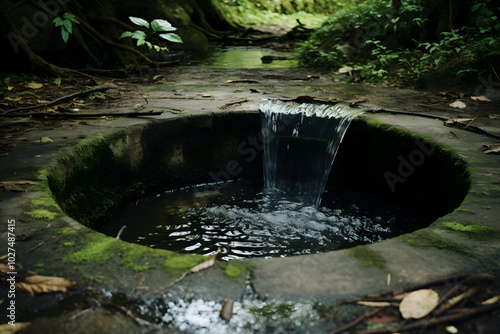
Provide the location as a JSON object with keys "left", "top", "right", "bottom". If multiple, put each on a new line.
{"left": 119, "top": 16, "right": 182, "bottom": 53}
{"left": 53, "top": 13, "right": 80, "bottom": 44}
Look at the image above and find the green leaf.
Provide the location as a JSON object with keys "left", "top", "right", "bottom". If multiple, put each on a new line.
{"left": 136, "top": 39, "right": 146, "bottom": 47}
{"left": 53, "top": 17, "right": 63, "bottom": 27}
{"left": 146, "top": 41, "right": 153, "bottom": 49}
{"left": 129, "top": 16, "right": 149, "bottom": 29}
{"left": 53, "top": 78, "right": 61, "bottom": 86}
{"left": 119, "top": 31, "right": 133, "bottom": 39}
{"left": 159, "top": 33, "right": 183, "bottom": 43}
{"left": 151, "top": 19, "right": 176, "bottom": 33}
{"left": 63, "top": 20, "right": 73, "bottom": 34}
{"left": 130, "top": 30, "right": 147, "bottom": 40}
{"left": 154, "top": 45, "right": 161, "bottom": 52}
{"left": 61, "top": 29, "right": 70, "bottom": 43}
{"left": 63, "top": 13, "right": 79, "bottom": 24}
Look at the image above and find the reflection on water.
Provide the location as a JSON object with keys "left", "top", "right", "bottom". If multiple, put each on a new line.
{"left": 189, "top": 46, "right": 299, "bottom": 68}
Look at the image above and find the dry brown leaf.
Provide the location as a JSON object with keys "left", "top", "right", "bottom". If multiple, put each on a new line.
{"left": 471, "top": 96, "right": 491, "bottom": 102}
{"left": 484, "top": 145, "right": 500, "bottom": 154}
{"left": 399, "top": 289, "right": 439, "bottom": 319}
{"left": 0, "top": 181, "right": 36, "bottom": 193}
{"left": 445, "top": 118, "right": 473, "bottom": 126}
{"left": 25, "top": 82, "right": 43, "bottom": 90}
{"left": 0, "top": 322, "right": 31, "bottom": 334}
{"left": 449, "top": 100, "right": 467, "bottom": 109}
{"left": 220, "top": 298, "right": 234, "bottom": 322}
{"left": 190, "top": 256, "right": 215, "bottom": 273}
{"left": 16, "top": 275, "right": 77, "bottom": 296}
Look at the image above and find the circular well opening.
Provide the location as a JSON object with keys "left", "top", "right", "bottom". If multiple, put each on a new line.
{"left": 47, "top": 111, "right": 470, "bottom": 259}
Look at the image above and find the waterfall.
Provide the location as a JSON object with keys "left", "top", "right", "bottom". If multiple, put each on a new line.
{"left": 260, "top": 99, "right": 360, "bottom": 207}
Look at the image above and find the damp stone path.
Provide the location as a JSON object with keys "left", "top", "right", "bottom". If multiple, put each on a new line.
{"left": 1, "top": 58, "right": 500, "bottom": 333}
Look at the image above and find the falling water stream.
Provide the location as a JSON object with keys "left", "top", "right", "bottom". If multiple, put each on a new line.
{"left": 260, "top": 99, "right": 360, "bottom": 206}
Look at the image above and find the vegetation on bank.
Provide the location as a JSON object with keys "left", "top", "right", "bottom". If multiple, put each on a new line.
{"left": 297, "top": 0, "right": 500, "bottom": 85}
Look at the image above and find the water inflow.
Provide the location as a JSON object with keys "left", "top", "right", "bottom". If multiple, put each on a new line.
{"left": 260, "top": 99, "right": 360, "bottom": 206}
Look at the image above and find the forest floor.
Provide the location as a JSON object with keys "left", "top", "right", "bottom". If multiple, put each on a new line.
{"left": 1, "top": 44, "right": 500, "bottom": 333}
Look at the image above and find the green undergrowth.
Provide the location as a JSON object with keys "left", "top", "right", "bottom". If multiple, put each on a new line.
{"left": 216, "top": 0, "right": 343, "bottom": 29}
{"left": 298, "top": 0, "right": 500, "bottom": 85}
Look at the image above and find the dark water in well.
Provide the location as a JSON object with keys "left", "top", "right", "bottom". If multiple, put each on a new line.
{"left": 99, "top": 180, "right": 423, "bottom": 259}
{"left": 260, "top": 100, "right": 360, "bottom": 206}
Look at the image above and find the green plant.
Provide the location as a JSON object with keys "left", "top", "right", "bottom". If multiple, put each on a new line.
{"left": 119, "top": 16, "right": 182, "bottom": 53}
{"left": 52, "top": 13, "right": 80, "bottom": 44}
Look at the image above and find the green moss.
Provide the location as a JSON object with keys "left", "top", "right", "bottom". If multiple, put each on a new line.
{"left": 57, "top": 228, "right": 76, "bottom": 236}
{"left": 479, "top": 206, "right": 491, "bottom": 209}
{"left": 66, "top": 234, "right": 117, "bottom": 263}
{"left": 31, "top": 195, "right": 60, "bottom": 210}
{"left": 224, "top": 263, "right": 244, "bottom": 280}
{"left": 349, "top": 246, "right": 386, "bottom": 270}
{"left": 441, "top": 222, "right": 500, "bottom": 240}
{"left": 121, "top": 246, "right": 159, "bottom": 272}
{"left": 400, "top": 230, "right": 468, "bottom": 255}
{"left": 63, "top": 242, "right": 76, "bottom": 247}
{"left": 24, "top": 209, "right": 58, "bottom": 221}
{"left": 163, "top": 254, "right": 206, "bottom": 274}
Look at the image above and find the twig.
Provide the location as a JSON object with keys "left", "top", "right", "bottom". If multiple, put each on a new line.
{"left": 329, "top": 307, "right": 384, "bottom": 334}
{"left": 105, "top": 304, "right": 151, "bottom": 327}
{"left": 0, "top": 111, "right": 164, "bottom": 118}
{"left": 26, "top": 240, "right": 45, "bottom": 253}
{"left": 3, "top": 86, "right": 111, "bottom": 114}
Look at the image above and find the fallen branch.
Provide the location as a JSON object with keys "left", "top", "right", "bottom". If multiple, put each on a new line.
{"left": 26, "top": 240, "right": 45, "bottom": 253}
{"left": 3, "top": 86, "right": 111, "bottom": 114}
{"left": 0, "top": 111, "right": 164, "bottom": 119}
{"left": 394, "top": 301, "right": 500, "bottom": 333}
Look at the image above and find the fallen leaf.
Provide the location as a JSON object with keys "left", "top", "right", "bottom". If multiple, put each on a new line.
{"left": 483, "top": 145, "right": 500, "bottom": 154}
{"left": 471, "top": 96, "right": 491, "bottom": 102}
{"left": 488, "top": 114, "right": 500, "bottom": 119}
{"left": 16, "top": 275, "right": 77, "bottom": 296}
{"left": 40, "top": 137, "right": 53, "bottom": 143}
{"left": 0, "top": 180, "right": 36, "bottom": 192}
{"left": 169, "top": 110, "right": 189, "bottom": 114}
{"left": 0, "top": 322, "right": 31, "bottom": 334}
{"left": 25, "top": 82, "right": 43, "bottom": 90}
{"left": 153, "top": 75, "right": 164, "bottom": 81}
{"left": 445, "top": 118, "right": 473, "bottom": 126}
{"left": 446, "top": 325, "right": 458, "bottom": 333}
{"left": 449, "top": 100, "right": 466, "bottom": 109}
{"left": 220, "top": 298, "right": 234, "bottom": 322}
{"left": 399, "top": 289, "right": 439, "bottom": 319}
{"left": 481, "top": 295, "right": 500, "bottom": 305}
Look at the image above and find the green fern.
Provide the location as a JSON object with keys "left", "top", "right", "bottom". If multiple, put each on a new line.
{"left": 52, "top": 13, "right": 80, "bottom": 44}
